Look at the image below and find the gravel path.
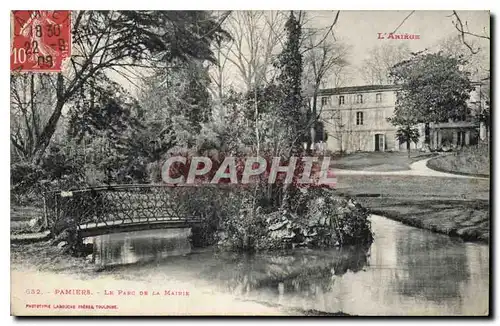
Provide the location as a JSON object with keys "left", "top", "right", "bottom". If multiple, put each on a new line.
{"left": 334, "top": 157, "right": 488, "bottom": 180}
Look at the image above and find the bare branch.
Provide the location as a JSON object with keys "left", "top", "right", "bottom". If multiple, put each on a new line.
{"left": 301, "top": 11, "right": 340, "bottom": 54}
{"left": 392, "top": 10, "right": 415, "bottom": 34}
{"left": 451, "top": 10, "right": 490, "bottom": 54}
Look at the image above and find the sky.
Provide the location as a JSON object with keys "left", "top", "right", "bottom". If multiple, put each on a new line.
{"left": 117, "top": 10, "right": 491, "bottom": 94}
{"left": 309, "top": 10, "right": 490, "bottom": 85}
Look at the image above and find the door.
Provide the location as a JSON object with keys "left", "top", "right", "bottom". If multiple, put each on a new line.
{"left": 375, "top": 134, "right": 385, "bottom": 151}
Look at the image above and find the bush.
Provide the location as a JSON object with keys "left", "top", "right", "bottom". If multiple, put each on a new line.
{"left": 306, "top": 189, "right": 373, "bottom": 246}
{"left": 11, "top": 162, "right": 46, "bottom": 206}
{"left": 427, "top": 143, "right": 490, "bottom": 176}
{"left": 217, "top": 188, "right": 373, "bottom": 251}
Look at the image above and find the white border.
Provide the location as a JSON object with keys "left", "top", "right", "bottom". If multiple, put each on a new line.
{"left": 1, "top": 1, "right": 497, "bottom": 325}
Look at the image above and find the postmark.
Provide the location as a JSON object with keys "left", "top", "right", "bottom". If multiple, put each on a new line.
{"left": 10, "top": 10, "right": 71, "bottom": 72}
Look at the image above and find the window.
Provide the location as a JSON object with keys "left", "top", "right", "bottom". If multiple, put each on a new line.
{"left": 321, "top": 96, "right": 330, "bottom": 106}
{"left": 356, "top": 112, "right": 364, "bottom": 125}
{"left": 457, "top": 131, "right": 466, "bottom": 146}
{"left": 356, "top": 94, "right": 363, "bottom": 104}
{"left": 376, "top": 93, "right": 382, "bottom": 103}
{"left": 338, "top": 95, "right": 345, "bottom": 105}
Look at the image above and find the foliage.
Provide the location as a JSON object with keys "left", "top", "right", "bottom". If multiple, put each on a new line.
{"left": 218, "top": 188, "right": 373, "bottom": 251}
{"left": 438, "top": 33, "right": 490, "bottom": 82}
{"left": 274, "top": 11, "right": 307, "bottom": 153}
{"left": 427, "top": 143, "right": 490, "bottom": 176}
{"left": 10, "top": 11, "right": 375, "bottom": 254}
{"left": 67, "top": 76, "right": 140, "bottom": 142}
{"left": 389, "top": 52, "right": 474, "bottom": 125}
{"left": 10, "top": 74, "right": 56, "bottom": 161}
{"left": 15, "top": 10, "right": 229, "bottom": 165}
{"left": 360, "top": 43, "right": 411, "bottom": 85}
{"left": 243, "top": 84, "right": 281, "bottom": 122}
{"left": 181, "top": 62, "right": 213, "bottom": 133}
{"left": 395, "top": 126, "right": 420, "bottom": 147}
{"left": 388, "top": 114, "right": 421, "bottom": 157}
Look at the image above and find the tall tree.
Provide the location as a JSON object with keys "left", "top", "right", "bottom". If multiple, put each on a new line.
{"left": 219, "top": 11, "right": 287, "bottom": 93}
{"left": 360, "top": 43, "right": 411, "bottom": 85}
{"left": 275, "top": 11, "right": 306, "bottom": 154}
{"left": 179, "top": 61, "right": 213, "bottom": 133}
{"left": 438, "top": 34, "right": 489, "bottom": 81}
{"left": 389, "top": 52, "right": 473, "bottom": 146}
{"left": 10, "top": 74, "right": 56, "bottom": 161}
{"left": 303, "top": 36, "right": 349, "bottom": 152}
{"left": 137, "top": 59, "right": 212, "bottom": 153}
{"left": 17, "top": 10, "right": 228, "bottom": 165}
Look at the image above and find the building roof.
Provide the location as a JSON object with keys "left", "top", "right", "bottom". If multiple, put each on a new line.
{"left": 317, "top": 84, "right": 400, "bottom": 96}
{"left": 318, "top": 80, "right": 486, "bottom": 97}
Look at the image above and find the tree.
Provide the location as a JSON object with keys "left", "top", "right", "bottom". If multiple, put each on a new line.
{"left": 209, "top": 28, "right": 233, "bottom": 100}
{"left": 270, "top": 11, "right": 307, "bottom": 210}
{"left": 438, "top": 34, "right": 489, "bottom": 81}
{"left": 275, "top": 11, "right": 306, "bottom": 154}
{"left": 18, "top": 10, "right": 228, "bottom": 165}
{"left": 137, "top": 60, "right": 210, "bottom": 156}
{"left": 360, "top": 43, "right": 411, "bottom": 85}
{"left": 447, "top": 11, "right": 490, "bottom": 149}
{"left": 449, "top": 10, "right": 490, "bottom": 55}
{"left": 64, "top": 76, "right": 152, "bottom": 184}
{"left": 10, "top": 74, "right": 56, "bottom": 161}
{"left": 389, "top": 52, "right": 473, "bottom": 146}
{"left": 178, "top": 61, "right": 213, "bottom": 134}
{"left": 219, "top": 11, "right": 287, "bottom": 93}
{"left": 303, "top": 36, "right": 349, "bottom": 152}
{"left": 391, "top": 119, "right": 420, "bottom": 158}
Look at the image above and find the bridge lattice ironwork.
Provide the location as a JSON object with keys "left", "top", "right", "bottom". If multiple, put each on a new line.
{"left": 43, "top": 184, "right": 242, "bottom": 236}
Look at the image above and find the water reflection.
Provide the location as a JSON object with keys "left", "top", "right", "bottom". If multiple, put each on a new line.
{"left": 87, "top": 215, "right": 489, "bottom": 316}
{"left": 86, "top": 228, "right": 191, "bottom": 267}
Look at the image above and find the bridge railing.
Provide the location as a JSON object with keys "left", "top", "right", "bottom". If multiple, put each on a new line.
{"left": 43, "top": 184, "right": 245, "bottom": 233}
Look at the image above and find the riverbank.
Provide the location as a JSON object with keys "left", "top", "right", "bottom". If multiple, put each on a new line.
{"left": 336, "top": 174, "right": 490, "bottom": 243}
{"left": 11, "top": 215, "right": 489, "bottom": 316}
{"left": 11, "top": 245, "right": 287, "bottom": 316}
{"left": 11, "top": 242, "right": 352, "bottom": 316}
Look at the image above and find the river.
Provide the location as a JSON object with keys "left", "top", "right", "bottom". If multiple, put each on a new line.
{"left": 84, "top": 215, "right": 489, "bottom": 316}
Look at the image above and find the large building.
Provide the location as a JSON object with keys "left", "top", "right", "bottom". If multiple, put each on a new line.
{"left": 314, "top": 83, "right": 485, "bottom": 153}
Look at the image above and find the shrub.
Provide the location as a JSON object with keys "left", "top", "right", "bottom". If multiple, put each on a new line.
{"left": 217, "top": 188, "right": 373, "bottom": 251}
{"left": 427, "top": 143, "right": 490, "bottom": 176}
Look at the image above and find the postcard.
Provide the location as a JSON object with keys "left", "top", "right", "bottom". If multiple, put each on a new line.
{"left": 10, "top": 10, "right": 490, "bottom": 316}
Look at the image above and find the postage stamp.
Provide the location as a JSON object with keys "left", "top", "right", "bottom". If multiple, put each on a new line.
{"left": 10, "top": 10, "right": 71, "bottom": 72}
{"left": 9, "top": 10, "right": 490, "bottom": 317}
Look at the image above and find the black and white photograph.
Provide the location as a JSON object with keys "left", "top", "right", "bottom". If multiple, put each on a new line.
{"left": 9, "top": 9, "right": 491, "bottom": 316}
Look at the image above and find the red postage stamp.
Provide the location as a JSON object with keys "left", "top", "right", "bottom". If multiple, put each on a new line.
{"left": 10, "top": 10, "right": 71, "bottom": 72}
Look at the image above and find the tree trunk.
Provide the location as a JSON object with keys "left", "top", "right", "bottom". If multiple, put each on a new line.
{"left": 407, "top": 140, "right": 411, "bottom": 158}
{"left": 310, "top": 125, "right": 316, "bottom": 152}
{"left": 308, "top": 92, "right": 318, "bottom": 154}
{"left": 31, "top": 73, "right": 65, "bottom": 165}
{"left": 31, "top": 99, "right": 64, "bottom": 165}
{"left": 424, "top": 122, "right": 430, "bottom": 146}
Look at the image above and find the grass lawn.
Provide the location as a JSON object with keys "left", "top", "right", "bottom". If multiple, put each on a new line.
{"left": 427, "top": 145, "right": 490, "bottom": 177}
{"left": 336, "top": 175, "right": 490, "bottom": 243}
{"left": 331, "top": 151, "right": 437, "bottom": 172}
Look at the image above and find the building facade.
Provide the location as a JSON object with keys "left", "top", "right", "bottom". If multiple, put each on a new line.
{"left": 314, "top": 84, "right": 484, "bottom": 153}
